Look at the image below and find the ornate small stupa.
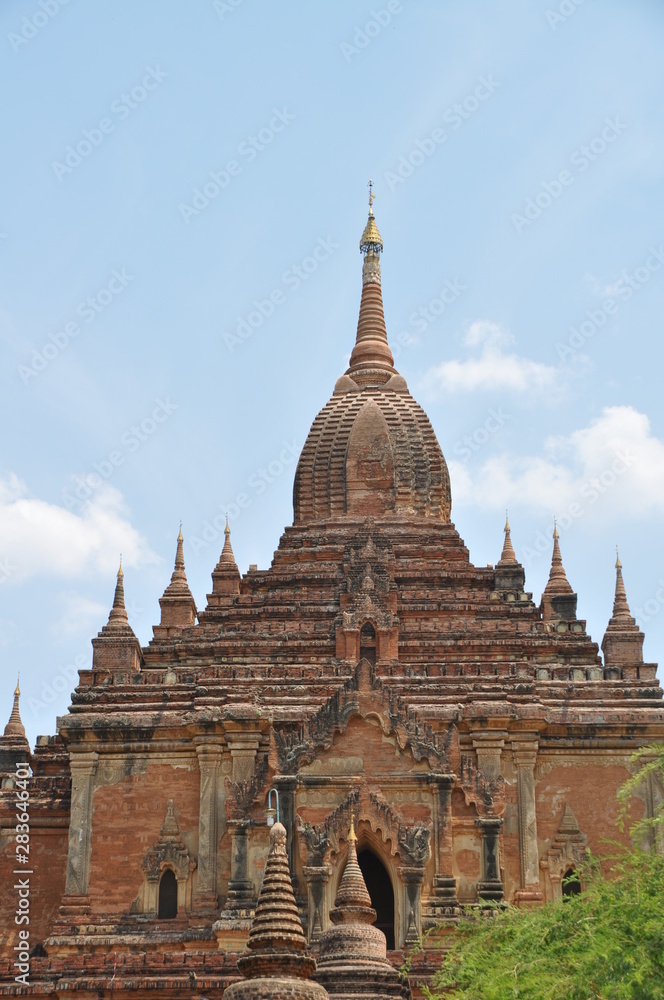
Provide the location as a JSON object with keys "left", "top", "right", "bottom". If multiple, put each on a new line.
{"left": 315, "top": 820, "right": 408, "bottom": 1000}
{"left": 224, "top": 822, "right": 328, "bottom": 1000}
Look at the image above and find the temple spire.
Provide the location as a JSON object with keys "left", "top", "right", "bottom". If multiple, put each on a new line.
{"left": 346, "top": 183, "right": 396, "bottom": 386}
{"left": 107, "top": 560, "right": 129, "bottom": 627}
{"left": 541, "top": 523, "right": 577, "bottom": 622}
{"left": 220, "top": 517, "right": 236, "bottom": 565}
{"left": 92, "top": 562, "right": 143, "bottom": 672}
{"left": 497, "top": 512, "right": 517, "bottom": 566}
{"left": 610, "top": 548, "right": 632, "bottom": 623}
{"left": 153, "top": 527, "right": 197, "bottom": 637}
{"left": 602, "top": 549, "right": 644, "bottom": 669}
{"left": 203, "top": 518, "right": 241, "bottom": 612}
{"left": 3, "top": 677, "right": 27, "bottom": 739}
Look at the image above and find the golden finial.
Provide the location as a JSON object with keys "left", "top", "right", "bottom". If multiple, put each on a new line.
{"left": 118, "top": 556, "right": 123, "bottom": 578}
{"left": 360, "top": 182, "right": 383, "bottom": 254}
{"left": 616, "top": 546, "right": 622, "bottom": 570}
{"left": 504, "top": 510, "right": 510, "bottom": 533}
{"left": 178, "top": 521, "right": 183, "bottom": 542}
{"left": 224, "top": 514, "right": 230, "bottom": 537}
{"left": 553, "top": 518, "right": 559, "bottom": 540}
{"left": 348, "top": 814, "right": 357, "bottom": 843}
{"left": 14, "top": 673, "right": 20, "bottom": 697}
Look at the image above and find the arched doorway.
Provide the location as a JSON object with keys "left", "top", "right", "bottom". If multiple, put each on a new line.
{"left": 357, "top": 849, "right": 395, "bottom": 949}
{"left": 158, "top": 868, "right": 178, "bottom": 918}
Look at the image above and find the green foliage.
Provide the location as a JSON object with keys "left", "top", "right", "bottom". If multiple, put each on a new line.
{"left": 426, "top": 849, "right": 664, "bottom": 998}
{"left": 425, "top": 748, "right": 664, "bottom": 999}
{"left": 617, "top": 743, "right": 664, "bottom": 844}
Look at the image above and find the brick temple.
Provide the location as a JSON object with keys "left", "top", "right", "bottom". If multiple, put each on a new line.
{"left": 1, "top": 197, "right": 663, "bottom": 999}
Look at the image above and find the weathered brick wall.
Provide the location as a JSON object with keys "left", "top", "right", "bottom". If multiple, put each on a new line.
{"left": 88, "top": 761, "right": 199, "bottom": 915}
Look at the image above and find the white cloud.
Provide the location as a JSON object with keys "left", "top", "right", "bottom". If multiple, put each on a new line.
{"left": 452, "top": 405, "right": 664, "bottom": 518}
{"left": 0, "top": 475, "right": 157, "bottom": 585}
{"left": 423, "top": 321, "right": 561, "bottom": 395}
{"left": 50, "top": 592, "right": 109, "bottom": 639}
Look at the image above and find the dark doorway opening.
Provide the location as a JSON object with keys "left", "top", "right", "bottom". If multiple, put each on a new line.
{"left": 562, "top": 868, "right": 581, "bottom": 899}
{"left": 357, "top": 849, "right": 395, "bottom": 949}
{"left": 360, "top": 622, "right": 376, "bottom": 666}
{"left": 158, "top": 869, "right": 178, "bottom": 918}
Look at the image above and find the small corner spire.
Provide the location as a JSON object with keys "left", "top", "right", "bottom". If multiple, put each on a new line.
{"left": 220, "top": 516, "right": 235, "bottom": 564}
{"left": 541, "top": 521, "right": 577, "bottom": 622}
{"left": 4, "top": 675, "right": 27, "bottom": 740}
{"left": 108, "top": 560, "right": 129, "bottom": 625}
{"left": 173, "top": 525, "right": 186, "bottom": 575}
{"left": 497, "top": 510, "right": 517, "bottom": 566}
{"left": 544, "top": 521, "right": 573, "bottom": 594}
{"left": 610, "top": 548, "right": 632, "bottom": 623}
{"left": 603, "top": 548, "right": 644, "bottom": 666}
{"left": 154, "top": 527, "right": 197, "bottom": 636}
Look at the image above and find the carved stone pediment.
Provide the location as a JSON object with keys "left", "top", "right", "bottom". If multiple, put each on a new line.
{"left": 540, "top": 803, "right": 588, "bottom": 883}
{"left": 275, "top": 659, "right": 453, "bottom": 775}
{"left": 141, "top": 800, "right": 196, "bottom": 882}
{"left": 224, "top": 755, "right": 269, "bottom": 820}
{"left": 297, "top": 784, "right": 431, "bottom": 868}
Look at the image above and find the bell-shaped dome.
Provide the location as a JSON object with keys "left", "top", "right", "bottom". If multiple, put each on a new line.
{"left": 293, "top": 201, "right": 451, "bottom": 525}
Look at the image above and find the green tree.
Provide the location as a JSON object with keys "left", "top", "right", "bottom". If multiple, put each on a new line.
{"left": 424, "top": 748, "right": 664, "bottom": 1000}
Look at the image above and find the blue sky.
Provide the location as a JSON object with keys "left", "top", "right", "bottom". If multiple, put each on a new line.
{"left": 1, "top": 0, "right": 663, "bottom": 745}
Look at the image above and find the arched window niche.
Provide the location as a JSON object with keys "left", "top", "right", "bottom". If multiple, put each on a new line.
{"left": 359, "top": 621, "right": 377, "bottom": 666}
{"left": 158, "top": 868, "right": 178, "bottom": 919}
{"left": 562, "top": 867, "right": 582, "bottom": 899}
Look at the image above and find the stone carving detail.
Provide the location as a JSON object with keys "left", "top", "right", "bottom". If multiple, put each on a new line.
{"left": 459, "top": 752, "right": 505, "bottom": 817}
{"left": 224, "top": 755, "right": 269, "bottom": 820}
{"left": 64, "top": 752, "right": 98, "bottom": 897}
{"left": 297, "top": 786, "right": 431, "bottom": 868}
{"left": 275, "top": 659, "right": 452, "bottom": 774}
{"left": 398, "top": 823, "right": 431, "bottom": 867}
{"left": 298, "top": 790, "right": 359, "bottom": 866}
{"left": 339, "top": 527, "right": 397, "bottom": 630}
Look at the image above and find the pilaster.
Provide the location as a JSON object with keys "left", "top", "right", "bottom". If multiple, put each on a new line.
{"left": 194, "top": 742, "right": 223, "bottom": 912}
{"left": 512, "top": 737, "right": 543, "bottom": 904}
